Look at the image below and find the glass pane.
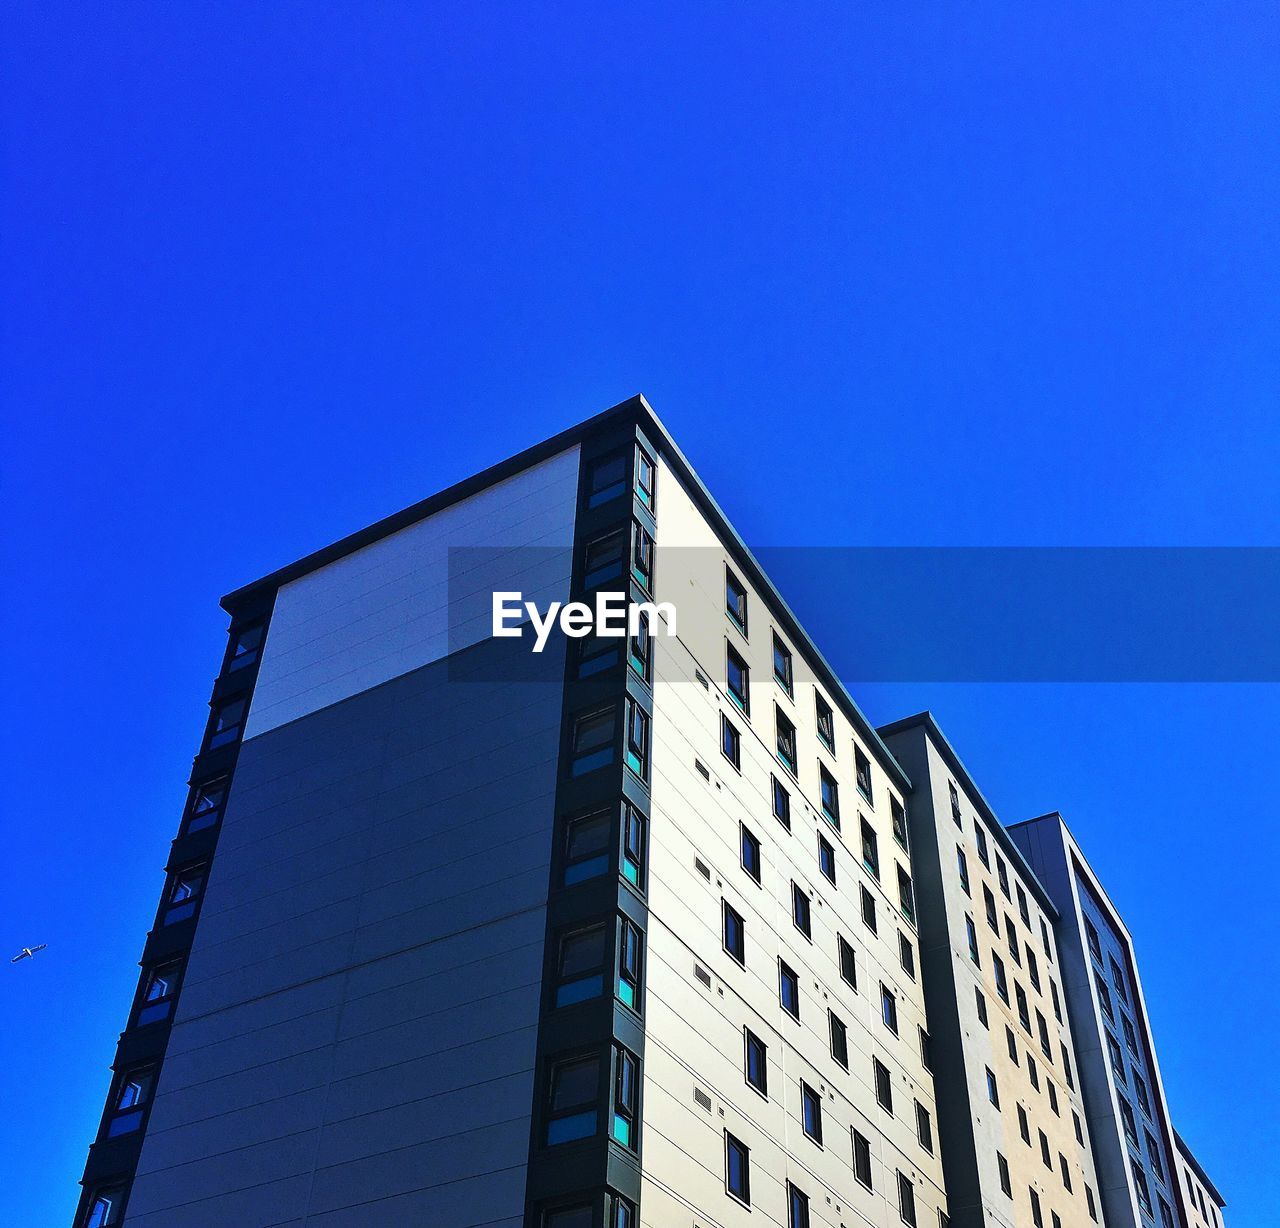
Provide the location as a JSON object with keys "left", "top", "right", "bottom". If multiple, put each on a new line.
{"left": 560, "top": 927, "right": 607, "bottom": 977}
{"left": 550, "top": 1056, "right": 599, "bottom": 1111}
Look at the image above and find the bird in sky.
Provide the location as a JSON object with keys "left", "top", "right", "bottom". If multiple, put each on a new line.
{"left": 10, "top": 944, "right": 47, "bottom": 964}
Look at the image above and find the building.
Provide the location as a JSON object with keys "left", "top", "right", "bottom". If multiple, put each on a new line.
{"left": 1007, "top": 814, "right": 1192, "bottom": 1228}
{"left": 73, "top": 395, "right": 947, "bottom": 1228}
{"left": 879, "top": 716, "right": 1103, "bottom": 1228}
{"left": 1173, "top": 1132, "right": 1226, "bottom": 1228}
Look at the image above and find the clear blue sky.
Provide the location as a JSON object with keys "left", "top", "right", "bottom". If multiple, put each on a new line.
{"left": 3, "top": 4, "right": 1277, "bottom": 1225}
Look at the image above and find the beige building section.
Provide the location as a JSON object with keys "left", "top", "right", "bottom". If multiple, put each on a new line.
{"left": 638, "top": 457, "right": 947, "bottom": 1228}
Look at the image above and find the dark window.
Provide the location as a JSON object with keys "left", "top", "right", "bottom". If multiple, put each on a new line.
{"left": 801, "top": 1081, "right": 823, "bottom": 1144}
{"left": 564, "top": 810, "right": 611, "bottom": 884}
{"left": 136, "top": 960, "right": 181, "bottom": 1026}
{"left": 772, "top": 633, "right": 793, "bottom": 695}
{"left": 984, "top": 884, "right": 999, "bottom": 930}
{"left": 1111, "top": 954, "right": 1128, "bottom": 1002}
{"left": 815, "top": 693, "right": 835, "bottom": 751}
{"left": 1122, "top": 1013, "right": 1139, "bottom": 1056}
{"left": 720, "top": 714, "right": 741, "bottom": 770}
{"left": 723, "top": 901, "right": 746, "bottom": 964}
{"left": 819, "top": 763, "right": 840, "bottom": 829}
{"left": 956, "top": 846, "right": 970, "bottom": 895}
{"left": 1087, "top": 1184, "right": 1098, "bottom": 1221}
{"left": 792, "top": 882, "right": 812, "bottom": 938}
{"left": 1038, "top": 1010, "right": 1052, "bottom": 1057}
{"left": 919, "top": 1026, "right": 932, "bottom": 1071}
{"left": 993, "top": 953, "right": 1009, "bottom": 1003}
{"left": 998, "top": 1153, "right": 1012, "bottom": 1197}
{"left": 1018, "top": 1104, "right": 1031, "bottom": 1143}
{"left": 1062, "top": 1152, "right": 1075, "bottom": 1191}
{"left": 1048, "top": 1082, "right": 1059, "bottom": 1115}
{"left": 788, "top": 1183, "right": 810, "bottom": 1228}
{"left": 974, "top": 822, "right": 989, "bottom": 866}
{"left": 585, "top": 450, "right": 627, "bottom": 507}
{"left": 854, "top": 1128, "right": 874, "bottom": 1188}
{"left": 1159, "top": 1199, "right": 1175, "bottom": 1228}
{"left": 612, "top": 1197, "right": 635, "bottom": 1228}
{"left": 1006, "top": 1026, "right": 1019, "bottom": 1063}
{"left": 618, "top": 919, "right": 642, "bottom": 1010}
{"left": 622, "top": 802, "right": 646, "bottom": 889}
{"left": 635, "top": 446, "right": 656, "bottom": 510}
{"left": 838, "top": 934, "right": 857, "bottom": 989}
{"left": 881, "top": 984, "right": 898, "bottom": 1034}
{"left": 726, "top": 644, "right": 750, "bottom": 714}
{"left": 860, "top": 817, "right": 880, "bottom": 878}
{"left": 892, "top": 797, "right": 909, "bottom": 850}
{"left": 628, "top": 612, "right": 651, "bottom": 680}
{"left": 570, "top": 708, "right": 616, "bottom": 776}
{"left": 855, "top": 747, "right": 873, "bottom": 803}
{"left": 1107, "top": 1033, "right": 1126, "bottom": 1081}
{"left": 554, "top": 925, "right": 608, "bottom": 1007}
{"left": 1039, "top": 1130, "right": 1051, "bottom": 1169}
{"left": 162, "top": 863, "right": 207, "bottom": 925}
{"left": 1134, "top": 1072, "right": 1151, "bottom": 1117}
{"left": 725, "top": 568, "right": 748, "bottom": 633}
{"left": 206, "top": 697, "right": 245, "bottom": 750}
{"left": 105, "top": 1067, "right": 155, "bottom": 1137}
{"left": 874, "top": 1057, "right": 893, "bottom": 1111}
{"left": 779, "top": 960, "right": 800, "bottom": 1018}
{"left": 1006, "top": 916, "right": 1021, "bottom": 964}
{"left": 772, "top": 774, "right": 792, "bottom": 828}
{"left": 860, "top": 884, "right": 877, "bottom": 933}
{"left": 1051, "top": 977, "right": 1062, "bottom": 1021}
{"left": 915, "top": 1102, "right": 933, "bottom": 1153}
{"left": 996, "top": 856, "right": 1010, "bottom": 899}
{"left": 986, "top": 1067, "right": 999, "bottom": 1107}
{"left": 744, "top": 1029, "right": 768, "bottom": 1096}
{"left": 899, "top": 931, "right": 916, "bottom": 978}
{"left": 899, "top": 1172, "right": 918, "bottom": 1227}
{"left": 1041, "top": 916, "right": 1053, "bottom": 958}
{"left": 949, "top": 781, "right": 962, "bottom": 825}
{"left": 1015, "top": 883, "right": 1029, "bottom": 924}
{"left": 975, "top": 986, "right": 989, "bottom": 1027}
{"left": 726, "top": 1132, "right": 751, "bottom": 1204}
{"left": 829, "top": 1011, "right": 849, "bottom": 1068}
{"left": 625, "top": 699, "right": 649, "bottom": 779}
{"left": 1027, "top": 1054, "right": 1040, "bottom": 1090}
{"left": 612, "top": 1046, "right": 639, "bottom": 1148}
{"left": 583, "top": 531, "right": 625, "bottom": 589}
{"left": 740, "top": 824, "right": 762, "bottom": 883}
{"left": 1085, "top": 915, "right": 1102, "bottom": 961}
{"left": 185, "top": 777, "right": 227, "bottom": 834}
{"left": 1016, "top": 983, "right": 1031, "bottom": 1030}
{"left": 1062, "top": 1043, "right": 1075, "bottom": 1090}
{"left": 776, "top": 707, "right": 798, "bottom": 774}
{"left": 898, "top": 865, "right": 915, "bottom": 923}
{"left": 83, "top": 1188, "right": 125, "bottom": 1228}
{"left": 226, "top": 622, "right": 264, "bottom": 671}
{"left": 1096, "top": 971, "right": 1115, "bottom": 1020}
{"left": 577, "top": 634, "right": 622, "bottom": 679}
{"left": 1132, "top": 1162, "right": 1153, "bottom": 1216}
{"left": 966, "top": 915, "right": 981, "bottom": 965}
{"left": 818, "top": 833, "right": 836, "bottom": 884}
{"left": 1030, "top": 1187, "right": 1044, "bottom": 1228}
{"left": 1027, "top": 946, "right": 1041, "bottom": 990}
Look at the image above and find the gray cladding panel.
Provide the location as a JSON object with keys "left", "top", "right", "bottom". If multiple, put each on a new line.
{"left": 125, "top": 633, "right": 566, "bottom": 1226}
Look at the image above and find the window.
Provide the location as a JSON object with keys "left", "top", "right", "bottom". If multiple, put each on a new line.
{"left": 819, "top": 763, "right": 840, "bottom": 829}
{"left": 788, "top": 1183, "right": 810, "bottom": 1228}
{"left": 1051, "top": 977, "right": 1062, "bottom": 1021}
{"left": 1030, "top": 1187, "right": 1044, "bottom": 1228}
{"left": 915, "top": 1102, "right": 933, "bottom": 1153}
{"left": 726, "top": 644, "right": 750, "bottom": 714}
{"left": 630, "top": 521, "right": 654, "bottom": 590}
{"left": 829, "top": 1011, "right": 849, "bottom": 1068}
{"left": 993, "top": 952, "right": 1009, "bottom": 1003}
{"left": 725, "top": 1132, "right": 751, "bottom": 1204}
{"left": 84, "top": 1189, "right": 124, "bottom": 1228}
{"left": 1037, "top": 1010, "right": 1052, "bottom": 1057}
{"left": 1132, "top": 1161, "right": 1153, "bottom": 1216}
{"left": 919, "top": 1026, "right": 932, "bottom": 1071}
{"left": 808, "top": 691, "right": 835, "bottom": 754}
{"left": 898, "top": 1172, "right": 918, "bottom": 1227}
{"left": 1026, "top": 946, "right": 1041, "bottom": 991}
{"left": 618, "top": 919, "right": 642, "bottom": 1010}
{"left": 986, "top": 1067, "right": 1000, "bottom": 1108}
{"left": 740, "top": 824, "right": 762, "bottom": 883}
{"left": 861, "top": 817, "right": 881, "bottom": 878}
{"left": 1096, "top": 972, "right": 1114, "bottom": 1019}
{"left": 818, "top": 834, "right": 836, "bottom": 884}
{"left": 974, "top": 822, "right": 989, "bottom": 866}
{"left": 776, "top": 707, "right": 798, "bottom": 774}
{"left": 874, "top": 1057, "right": 893, "bottom": 1111}
{"left": 725, "top": 568, "right": 748, "bottom": 633}
{"left": 1006, "top": 1026, "right": 1019, "bottom": 1064}
{"left": 635, "top": 445, "right": 656, "bottom": 509}
{"left": 577, "top": 633, "right": 622, "bottom": 679}
{"left": 779, "top": 960, "right": 800, "bottom": 1018}
{"left": 570, "top": 708, "right": 616, "bottom": 776}
{"left": 206, "top": 697, "right": 246, "bottom": 749}
{"left": 998, "top": 1152, "right": 1012, "bottom": 1196}
{"left": 163, "top": 863, "right": 207, "bottom": 924}
{"left": 1018, "top": 1104, "right": 1030, "bottom": 1143}
{"left": 949, "top": 781, "right": 962, "bottom": 825}
{"left": 772, "top": 632, "right": 794, "bottom": 695}
{"left": 1110, "top": 954, "right": 1128, "bottom": 1001}
{"left": 965, "top": 915, "right": 981, "bottom": 965}
{"left": 185, "top": 777, "right": 227, "bottom": 833}
{"left": 853, "top": 1128, "right": 874, "bottom": 1188}
{"left": 1016, "top": 883, "right": 1030, "bottom": 925}
{"left": 855, "top": 747, "right": 873, "bottom": 803}
{"left": 1039, "top": 1130, "right": 1051, "bottom": 1168}
{"left": 1027, "top": 1054, "right": 1040, "bottom": 1091}
{"left": 554, "top": 924, "right": 608, "bottom": 1006}
{"left": 1016, "top": 983, "right": 1030, "bottom": 1029}
{"left": 1085, "top": 916, "right": 1102, "bottom": 961}
{"left": 564, "top": 811, "right": 611, "bottom": 884}
{"left": 1159, "top": 1199, "right": 1175, "bottom": 1228}
{"left": 624, "top": 699, "right": 649, "bottom": 779}
{"left": 982, "top": 885, "right": 999, "bottom": 932}
{"left": 612, "top": 1197, "right": 635, "bottom": 1228}
{"left": 892, "top": 797, "right": 909, "bottom": 849}
{"left": 1073, "top": 1111, "right": 1085, "bottom": 1144}
{"left": 899, "top": 931, "right": 916, "bottom": 978}
{"left": 881, "top": 984, "right": 898, "bottom": 1034}
{"left": 622, "top": 803, "right": 645, "bottom": 889}
{"left": 792, "top": 882, "right": 812, "bottom": 938}
{"left": 1118, "top": 1097, "right": 1138, "bottom": 1143}
{"left": 801, "top": 1082, "right": 823, "bottom": 1144}
{"left": 136, "top": 959, "right": 182, "bottom": 1025}
{"left": 1041, "top": 916, "right": 1053, "bottom": 958}
{"left": 1061, "top": 1152, "right": 1074, "bottom": 1191}
{"left": 1086, "top": 1184, "right": 1098, "bottom": 1221}
{"left": 723, "top": 901, "right": 746, "bottom": 964}
{"left": 627, "top": 613, "right": 651, "bottom": 680}
{"left": 612, "top": 1046, "right": 639, "bottom": 1147}
{"left": 744, "top": 1029, "right": 768, "bottom": 1096}
{"left": 1134, "top": 1072, "right": 1151, "bottom": 1117}
{"left": 1107, "top": 1033, "right": 1126, "bottom": 1081}
{"left": 772, "top": 774, "right": 792, "bottom": 828}
{"left": 956, "top": 846, "right": 970, "bottom": 895}
{"left": 975, "top": 986, "right": 989, "bottom": 1027}
{"left": 838, "top": 935, "right": 857, "bottom": 989}
{"left": 106, "top": 1067, "right": 154, "bottom": 1136}
{"left": 860, "top": 884, "right": 877, "bottom": 933}
{"left": 1122, "top": 1013, "right": 1140, "bottom": 1056}
{"left": 583, "top": 531, "right": 625, "bottom": 589}
{"left": 895, "top": 865, "right": 915, "bottom": 921}
{"left": 1006, "top": 916, "right": 1021, "bottom": 964}
{"left": 586, "top": 451, "right": 628, "bottom": 507}
{"left": 992, "top": 857, "right": 1009, "bottom": 900}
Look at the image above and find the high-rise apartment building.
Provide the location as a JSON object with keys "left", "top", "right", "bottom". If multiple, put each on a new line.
{"left": 1173, "top": 1133, "right": 1226, "bottom": 1228}
{"left": 73, "top": 396, "right": 1223, "bottom": 1228}
{"left": 879, "top": 717, "right": 1103, "bottom": 1228}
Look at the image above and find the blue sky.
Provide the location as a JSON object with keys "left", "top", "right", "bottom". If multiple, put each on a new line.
{"left": 3, "top": 4, "right": 1277, "bottom": 1225}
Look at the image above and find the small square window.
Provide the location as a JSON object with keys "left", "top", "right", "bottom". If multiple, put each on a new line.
{"left": 585, "top": 450, "right": 627, "bottom": 507}
{"left": 772, "top": 632, "right": 794, "bottom": 695}
{"left": 583, "top": 531, "right": 626, "bottom": 589}
{"left": 206, "top": 697, "right": 246, "bottom": 750}
{"left": 554, "top": 924, "right": 608, "bottom": 1007}
{"left": 106, "top": 1066, "right": 154, "bottom": 1136}
{"left": 185, "top": 777, "right": 227, "bottom": 834}
{"left": 569, "top": 708, "right": 616, "bottom": 777}
{"left": 226, "top": 622, "right": 264, "bottom": 672}
{"left": 163, "top": 863, "right": 207, "bottom": 925}
{"left": 564, "top": 810, "right": 611, "bottom": 885}
{"left": 136, "top": 960, "right": 181, "bottom": 1026}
